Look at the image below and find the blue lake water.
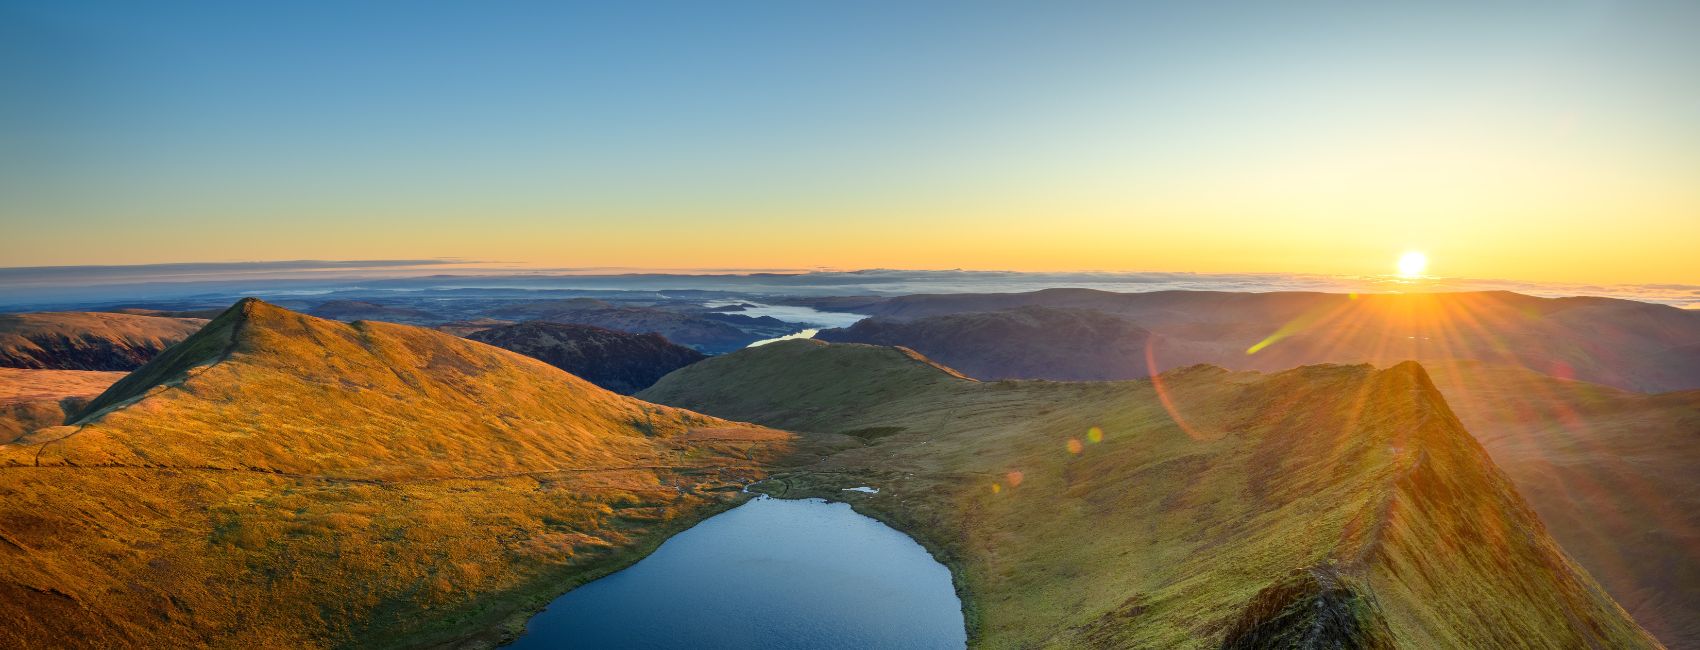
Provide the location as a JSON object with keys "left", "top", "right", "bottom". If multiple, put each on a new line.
{"left": 507, "top": 496, "right": 966, "bottom": 650}
{"left": 704, "top": 301, "right": 869, "bottom": 329}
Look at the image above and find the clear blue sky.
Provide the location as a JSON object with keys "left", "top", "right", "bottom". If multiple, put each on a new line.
{"left": 2, "top": 1, "right": 1697, "bottom": 283}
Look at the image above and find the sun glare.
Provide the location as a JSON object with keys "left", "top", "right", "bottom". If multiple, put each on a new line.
{"left": 1397, "top": 251, "right": 1429, "bottom": 278}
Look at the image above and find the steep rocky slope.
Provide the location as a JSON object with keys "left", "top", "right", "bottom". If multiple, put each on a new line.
{"left": 0, "top": 300, "right": 814, "bottom": 648}
{"left": 467, "top": 321, "right": 705, "bottom": 394}
{"left": 642, "top": 340, "right": 1661, "bottom": 649}
{"left": 0, "top": 311, "right": 206, "bottom": 370}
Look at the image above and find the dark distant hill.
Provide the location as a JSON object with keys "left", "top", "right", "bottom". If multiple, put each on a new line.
{"left": 108, "top": 307, "right": 230, "bottom": 319}
{"left": 307, "top": 300, "right": 437, "bottom": 323}
{"left": 484, "top": 299, "right": 790, "bottom": 353}
{"left": 436, "top": 318, "right": 515, "bottom": 337}
{"left": 817, "top": 306, "right": 1152, "bottom": 380}
{"left": 809, "top": 289, "right": 1700, "bottom": 392}
{"left": 467, "top": 321, "right": 706, "bottom": 394}
{"left": 0, "top": 311, "right": 206, "bottom": 371}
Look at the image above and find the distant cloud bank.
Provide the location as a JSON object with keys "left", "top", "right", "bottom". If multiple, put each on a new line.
{"left": 0, "top": 262, "right": 1695, "bottom": 310}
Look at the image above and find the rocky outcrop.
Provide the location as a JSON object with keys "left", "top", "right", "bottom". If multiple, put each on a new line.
{"left": 1219, "top": 566, "right": 1395, "bottom": 650}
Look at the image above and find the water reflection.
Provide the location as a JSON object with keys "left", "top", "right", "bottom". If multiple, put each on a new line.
{"left": 509, "top": 496, "right": 965, "bottom": 649}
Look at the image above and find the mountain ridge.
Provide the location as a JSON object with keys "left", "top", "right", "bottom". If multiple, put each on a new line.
{"left": 641, "top": 341, "right": 1659, "bottom": 648}
{"left": 0, "top": 300, "right": 816, "bottom": 648}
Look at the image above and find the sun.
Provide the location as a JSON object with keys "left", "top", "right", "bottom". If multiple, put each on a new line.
{"left": 1397, "top": 251, "right": 1429, "bottom": 278}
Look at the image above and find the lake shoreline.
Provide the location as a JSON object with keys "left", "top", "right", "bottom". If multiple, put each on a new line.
{"left": 424, "top": 492, "right": 757, "bottom": 650}
{"left": 495, "top": 487, "right": 967, "bottom": 649}
{"left": 750, "top": 474, "right": 981, "bottom": 647}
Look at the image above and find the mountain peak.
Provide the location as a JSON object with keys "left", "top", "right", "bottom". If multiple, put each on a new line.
{"left": 35, "top": 301, "right": 789, "bottom": 482}
{"left": 0, "top": 305, "right": 802, "bottom": 648}
{"left": 72, "top": 299, "right": 254, "bottom": 420}
{"left": 638, "top": 346, "right": 1659, "bottom": 648}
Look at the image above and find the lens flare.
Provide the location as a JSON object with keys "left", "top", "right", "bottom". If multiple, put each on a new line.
{"left": 1086, "top": 426, "right": 1103, "bottom": 443}
{"left": 1066, "top": 438, "right": 1083, "bottom": 454}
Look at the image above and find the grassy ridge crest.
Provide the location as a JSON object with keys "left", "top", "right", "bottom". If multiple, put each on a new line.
{"left": 643, "top": 343, "right": 1662, "bottom": 648}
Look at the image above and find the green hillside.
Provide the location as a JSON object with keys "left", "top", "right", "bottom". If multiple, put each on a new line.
{"left": 642, "top": 340, "right": 1661, "bottom": 648}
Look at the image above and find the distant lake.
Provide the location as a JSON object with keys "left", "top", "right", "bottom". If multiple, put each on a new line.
{"left": 747, "top": 328, "right": 820, "bottom": 347}
{"left": 508, "top": 496, "right": 966, "bottom": 650}
{"left": 707, "top": 301, "right": 864, "bottom": 348}
{"left": 705, "top": 301, "right": 868, "bottom": 329}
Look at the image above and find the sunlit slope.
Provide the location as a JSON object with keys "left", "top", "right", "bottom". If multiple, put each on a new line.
{"left": 1424, "top": 360, "right": 1700, "bottom": 648}
{"left": 0, "top": 311, "right": 205, "bottom": 371}
{"left": 0, "top": 299, "right": 800, "bottom": 648}
{"left": 642, "top": 340, "right": 1661, "bottom": 649}
{"left": 0, "top": 368, "right": 123, "bottom": 443}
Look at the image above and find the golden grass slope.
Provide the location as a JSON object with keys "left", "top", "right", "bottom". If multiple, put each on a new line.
{"left": 0, "top": 368, "right": 124, "bottom": 443}
{"left": 0, "top": 368, "right": 123, "bottom": 404}
{"left": 641, "top": 339, "right": 1662, "bottom": 649}
{"left": 0, "top": 299, "right": 814, "bottom": 648}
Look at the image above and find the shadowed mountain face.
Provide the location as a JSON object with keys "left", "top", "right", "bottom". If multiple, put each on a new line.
{"left": 0, "top": 312, "right": 206, "bottom": 371}
{"left": 817, "top": 289, "right": 1700, "bottom": 393}
{"left": 1421, "top": 361, "right": 1700, "bottom": 648}
{"left": 467, "top": 321, "right": 706, "bottom": 394}
{"left": 486, "top": 299, "right": 788, "bottom": 354}
{"left": 816, "top": 306, "right": 1152, "bottom": 381}
{"left": 640, "top": 340, "right": 1659, "bottom": 649}
{"left": 0, "top": 300, "right": 810, "bottom": 648}
{"left": 0, "top": 368, "right": 124, "bottom": 443}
